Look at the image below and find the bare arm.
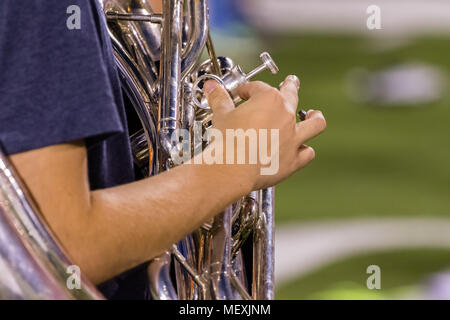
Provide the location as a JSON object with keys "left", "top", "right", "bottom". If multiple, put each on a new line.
{"left": 11, "top": 140, "right": 251, "bottom": 284}
{"left": 9, "top": 77, "right": 326, "bottom": 284}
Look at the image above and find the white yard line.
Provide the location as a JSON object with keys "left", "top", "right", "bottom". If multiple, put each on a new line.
{"left": 275, "top": 218, "right": 450, "bottom": 286}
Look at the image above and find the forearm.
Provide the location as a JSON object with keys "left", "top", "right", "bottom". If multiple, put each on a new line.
{"left": 11, "top": 142, "right": 253, "bottom": 284}
{"left": 10, "top": 76, "right": 325, "bottom": 285}
{"left": 73, "top": 161, "right": 252, "bottom": 284}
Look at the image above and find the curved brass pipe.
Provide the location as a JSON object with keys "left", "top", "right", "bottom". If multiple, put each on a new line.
{"left": 0, "top": 149, "right": 103, "bottom": 300}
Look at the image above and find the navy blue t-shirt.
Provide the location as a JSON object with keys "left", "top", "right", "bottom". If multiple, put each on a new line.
{"left": 0, "top": 0, "right": 149, "bottom": 299}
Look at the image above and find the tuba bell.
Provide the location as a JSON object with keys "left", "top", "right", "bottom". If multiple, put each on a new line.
{"left": 0, "top": 0, "right": 277, "bottom": 300}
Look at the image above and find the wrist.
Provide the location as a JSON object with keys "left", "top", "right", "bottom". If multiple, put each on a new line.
{"left": 189, "top": 151, "right": 256, "bottom": 196}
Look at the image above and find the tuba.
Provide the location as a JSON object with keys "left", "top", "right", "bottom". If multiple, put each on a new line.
{"left": 0, "top": 150, "right": 103, "bottom": 299}
{"left": 0, "top": 0, "right": 277, "bottom": 300}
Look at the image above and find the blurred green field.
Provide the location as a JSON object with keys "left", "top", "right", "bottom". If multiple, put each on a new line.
{"left": 256, "top": 34, "right": 450, "bottom": 222}
{"left": 276, "top": 248, "right": 450, "bottom": 299}
{"left": 254, "top": 34, "right": 450, "bottom": 299}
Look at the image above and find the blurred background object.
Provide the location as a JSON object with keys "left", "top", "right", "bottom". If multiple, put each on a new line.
{"left": 347, "top": 63, "right": 446, "bottom": 106}
{"left": 238, "top": 0, "right": 450, "bottom": 36}
{"left": 207, "top": 0, "right": 262, "bottom": 61}
{"left": 209, "top": 0, "right": 450, "bottom": 299}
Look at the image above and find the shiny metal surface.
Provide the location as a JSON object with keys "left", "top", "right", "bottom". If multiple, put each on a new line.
{"left": 180, "top": 0, "right": 208, "bottom": 78}
{"left": 246, "top": 52, "right": 279, "bottom": 80}
{"left": 0, "top": 0, "right": 278, "bottom": 300}
{"left": 158, "top": 0, "right": 184, "bottom": 144}
{"left": 208, "top": 207, "right": 236, "bottom": 299}
{"left": 147, "top": 251, "right": 177, "bottom": 299}
{"left": 103, "top": 0, "right": 278, "bottom": 300}
{"left": 0, "top": 150, "right": 103, "bottom": 300}
{"left": 192, "top": 51, "right": 280, "bottom": 109}
{"left": 253, "top": 188, "right": 275, "bottom": 300}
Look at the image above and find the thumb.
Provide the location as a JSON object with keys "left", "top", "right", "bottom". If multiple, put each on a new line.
{"left": 203, "top": 80, "right": 234, "bottom": 115}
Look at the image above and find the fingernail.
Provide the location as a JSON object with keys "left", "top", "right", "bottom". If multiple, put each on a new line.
{"left": 204, "top": 80, "right": 218, "bottom": 94}
{"left": 287, "top": 75, "right": 300, "bottom": 90}
{"left": 279, "top": 81, "right": 285, "bottom": 88}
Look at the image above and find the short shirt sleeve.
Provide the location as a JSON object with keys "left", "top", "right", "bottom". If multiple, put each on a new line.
{"left": 0, "top": 0, "right": 124, "bottom": 155}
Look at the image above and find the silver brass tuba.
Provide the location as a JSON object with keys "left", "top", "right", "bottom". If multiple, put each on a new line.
{"left": 0, "top": 0, "right": 276, "bottom": 300}
{"left": 102, "top": 0, "right": 277, "bottom": 300}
